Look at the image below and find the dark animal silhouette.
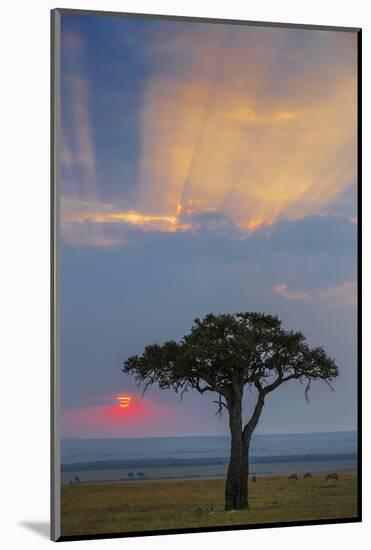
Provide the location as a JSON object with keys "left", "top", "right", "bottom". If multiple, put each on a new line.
{"left": 326, "top": 473, "right": 338, "bottom": 481}
{"left": 136, "top": 472, "right": 145, "bottom": 478}
{"left": 74, "top": 476, "right": 81, "bottom": 484}
{"left": 251, "top": 476, "right": 257, "bottom": 482}
{"left": 304, "top": 472, "right": 312, "bottom": 479}
{"left": 288, "top": 473, "right": 298, "bottom": 480}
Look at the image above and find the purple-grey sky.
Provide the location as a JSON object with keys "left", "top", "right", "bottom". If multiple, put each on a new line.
{"left": 59, "top": 13, "right": 357, "bottom": 438}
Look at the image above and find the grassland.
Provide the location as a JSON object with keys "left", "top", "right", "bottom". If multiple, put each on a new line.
{"left": 61, "top": 472, "right": 358, "bottom": 537}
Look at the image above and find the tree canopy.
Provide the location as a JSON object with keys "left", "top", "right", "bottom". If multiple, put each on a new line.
{"left": 123, "top": 312, "right": 338, "bottom": 510}
{"left": 123, "top": 312, "right": 338, "bottom": 407}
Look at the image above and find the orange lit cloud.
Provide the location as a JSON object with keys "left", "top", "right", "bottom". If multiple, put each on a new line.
{"left": 137, "top": 28, "right": 356, "bottom": 231}
{"left": 274, "top": 281, "right": 356, "bottom": 306}
{"left": 273, "top": 283, "right": 310, "bottom": 301}
{"left": 61, "top": 25, "right": 357, "bottom": 246}
{"left": 63, "top": 203, "right": 190, "bottom": 233}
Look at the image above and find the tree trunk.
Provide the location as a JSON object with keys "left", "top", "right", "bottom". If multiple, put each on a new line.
{"left": 225, "top": 399, "right": 248, "bottom": 511}
{"left": 243, "top": 431, "right": 252, "bottom": 501}
{"left": 224, "top": 389, "right": 265, "bottom": 511}
{"left": 241, "top": 391, "right": 265, "bottom": 509}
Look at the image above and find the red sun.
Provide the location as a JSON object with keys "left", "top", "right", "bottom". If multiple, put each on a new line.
{"left": 116, "top": 395, "right": 132, "bottom": 409}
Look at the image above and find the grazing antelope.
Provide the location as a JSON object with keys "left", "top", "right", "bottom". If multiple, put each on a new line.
{"left": 251, "top": 476, "right": 257, "bottom": 482}
{"left": 288, "top": 473, "right": 298, "bottom": 480}
{"left": 326, "top": 473, "right": 338, "bottom": 481}
{"left": 304, "top": 472, "right": 312, "bottom": 479}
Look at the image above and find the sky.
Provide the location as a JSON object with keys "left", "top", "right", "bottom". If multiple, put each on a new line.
{"left": 59, "top": 13, "right": 358, "bottom": 439}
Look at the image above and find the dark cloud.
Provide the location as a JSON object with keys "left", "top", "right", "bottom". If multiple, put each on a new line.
{"left": 61, "top": 213, "right": 357, "bottom": 435}
{"left": 322, "top": 182, "right": 357, "bottom": 219}
{"left": 63, "top": 213, "right": 356, "bottom": 287}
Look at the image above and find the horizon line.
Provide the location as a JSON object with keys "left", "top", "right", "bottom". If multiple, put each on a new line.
{"left": 61, "top": 429, "right": 357, "bottom": 441}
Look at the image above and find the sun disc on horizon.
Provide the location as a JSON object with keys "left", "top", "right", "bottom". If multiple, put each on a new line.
{"left": 117, "top": 395, "right": 132, "bottom": 409}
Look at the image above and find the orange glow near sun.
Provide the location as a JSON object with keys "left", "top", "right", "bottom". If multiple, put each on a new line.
{"left": 117, "top": 395, "right": 132, "bottom": 409}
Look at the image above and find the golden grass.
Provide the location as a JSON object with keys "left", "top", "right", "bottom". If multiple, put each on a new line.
{"left": 61, "top": 472, "right": 358, "bottom": 537}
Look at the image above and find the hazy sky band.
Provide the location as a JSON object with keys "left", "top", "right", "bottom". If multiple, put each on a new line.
{"left": 59, "top": 13, "right": 357, "bottom": 438}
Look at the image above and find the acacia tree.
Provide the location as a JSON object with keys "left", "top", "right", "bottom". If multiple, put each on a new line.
{"left": 122, "top": 312, "right": 338, "bottom": 511}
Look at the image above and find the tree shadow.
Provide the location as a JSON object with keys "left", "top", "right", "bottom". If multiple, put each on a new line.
{"left": 18, "top": 521, "right": 49, "bottom": 539}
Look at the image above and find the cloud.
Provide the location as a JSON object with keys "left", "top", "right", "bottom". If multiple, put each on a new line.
{"left": 136, "top": 25, "right": 357, "bottom": 229}
{"left": 321, "top": 183, "right": 357, "bottom": 220}
{"left": 274, "top": 281, "right": 356, "bottom": 306}
{"left": 262, "top": 214, "right": 357, "bottom": 255}
{"left": 60, "top": 21, "right": 357, "bottom": 247}
{"left": 60, "top": 32, "right": 107, "bottom": 246}
{"left": 60, "top": 212, "right": 357, "bottom": 432}
{"left": 60, "top": 213, "right": 356, "bottom": 309}
{"left": 62, "top": 211, "right": 356, "bottom": 270}
{"left": 274, "top": 283, "right": 308, "bottom": 300}
{"left": 318, "top": 281, "right": 357, "bottom": 306}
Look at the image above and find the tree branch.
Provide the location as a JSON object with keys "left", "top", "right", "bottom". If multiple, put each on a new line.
{"left": 304, "top": 378, "right": 311, "bottom": 403}
{"left": 243, "top": 370, "right": 300, "bottom": 438}
{"left": 242, "top": 389, "right": 265, "bottom": 442}
{"left": 213, "top": 393, "right": 228, "bottom": 417}
{"left": 263, "top": 372, "right": 298, "bottom": 395}
{"left": 193, "top": 380, "right": 214, "bottom": 394}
